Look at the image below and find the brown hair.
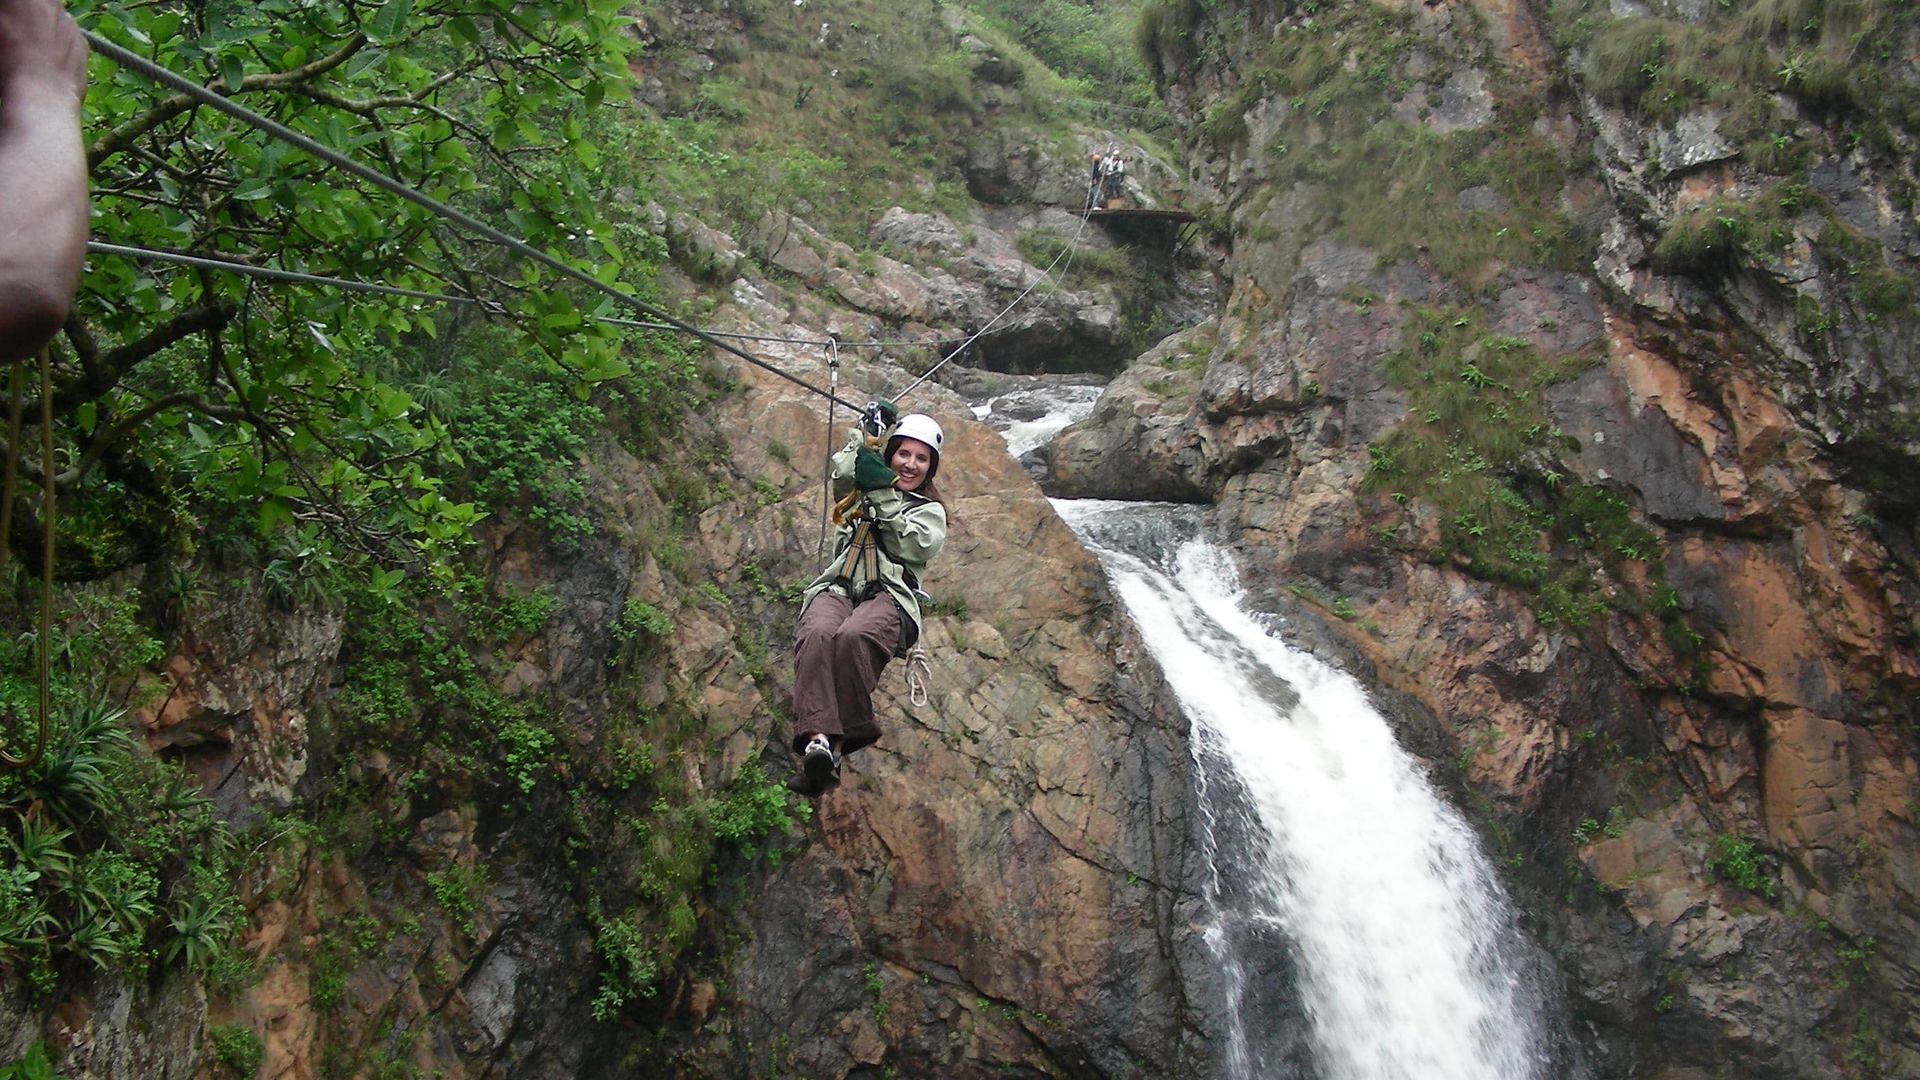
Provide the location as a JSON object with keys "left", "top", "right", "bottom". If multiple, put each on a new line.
{"left": 887, "top": 433, "right": 947, "bottom": 511}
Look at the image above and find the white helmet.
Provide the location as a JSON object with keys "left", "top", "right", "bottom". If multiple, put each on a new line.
{"left": 890, "top": 413, "right": 943, "bottom": 456}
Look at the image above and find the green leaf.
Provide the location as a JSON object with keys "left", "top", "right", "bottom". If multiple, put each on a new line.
{"left": 220, "top": 52, "right": 246, "bottom": 92}
{"left": 343, "top": 47, "right": 386, "bottom": 80}
{"left": 75, "top": 401, "right": 98, "bottom": 436}
{"left": 367, "top": 0, "right": 415, "bottom": 43}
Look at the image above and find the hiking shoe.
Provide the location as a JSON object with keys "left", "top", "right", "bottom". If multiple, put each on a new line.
{"left": 801, "top": 733, "right": 841, "bottom": 794}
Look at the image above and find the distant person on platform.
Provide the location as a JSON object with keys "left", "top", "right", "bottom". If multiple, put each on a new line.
{"left": 0, "top": 0, "right": 89, "bottom": 364}
{"left": 1101, "top": 150, "right": 1125, "bottom": 204}
{"left": 1086, "top": 152, "right": 1103, "bottom": 210}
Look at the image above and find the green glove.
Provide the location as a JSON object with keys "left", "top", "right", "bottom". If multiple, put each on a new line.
{"left": 853, "top": 443, "right": 897, "bottom": 491}
{"left": 862, "top": 399, "right": 898, "bottom": 434}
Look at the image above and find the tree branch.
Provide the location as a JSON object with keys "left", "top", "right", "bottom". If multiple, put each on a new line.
{"left": 88, "top": 35, "right": 370, "bottom": 167}
{"left": 53, "top": 303, "right": 235, "bottom": 416}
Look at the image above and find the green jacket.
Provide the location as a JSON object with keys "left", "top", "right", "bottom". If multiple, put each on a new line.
{"left": 803, "top": 429, "right": 948, "bottom": 642}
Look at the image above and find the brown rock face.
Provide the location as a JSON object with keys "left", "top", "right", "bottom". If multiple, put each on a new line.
{"left": 14, "top": 331, "right": 1216, "bottom": 1078}
{"left": 669, "top": 358, "right": 1214, "bottom": 1078}
{"left": 1126, "top": 0, "right": 1920, "bottom": 1075}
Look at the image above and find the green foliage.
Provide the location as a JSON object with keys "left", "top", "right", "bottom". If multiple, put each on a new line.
{"left": 328, "top": 577, "right": 577, "bottom": 813}
{"left": 0, "top": 1045, "right": 65, "bottom": 1080}
{"left": 458, "top": 579, "right": 558, "bottom": 641}
{"left": 709, "top": 763, "right": 800, "bottom": 853}
{"left": 70, "top": 0, "right": 640, "bottom": 579}
{"left": 426, "top": 865, "right": 487, "bottom": 937}
{"left": 1567, "top": 1, "right": 1918, "bottom": 148}
{"left": 499, "top": 717, "right": 558, "bottom": 794}
{"left": 1014, "top": 231, "right": 1136, "bottom": 280}
{"left": 611, "top": 599, "right": 674, "bottom": 644}
{"left": 923, "top": 595, "right": 970, "bottom": 620}
{"left": 1572, "top": 805, "right": 1628, "bottom": 844}
{"left": 0, "top": 703, "right": 244, "bottom": 990}
{"left": 209, "top": 1023, "right": 266, "bottom": 1078}
{"left": 864, "top": 962, "right": 889, "bottom": 1026}
{"left": 966, "top": 0, "right": 1165, "bottom": 115}
{"left": 1706, "top": 833, "right": 1777, "bottom": 900}
{"left": 445, "top": 351, "right": 605, "bottom": 550}
{"left": 1650, "top": 196, "right": 1789, "bottom": 276}
{"left": 570, "top": 693, "right": 811, "bottom": 1023}
{"left": 1838, "top": 935, "right": 1877, "bottom": 986}
{"left": 0, "top": 582, "right": 162, "bottom": 720}
{"left": 588, "top": 898, "right": 658, "bottom": 1021}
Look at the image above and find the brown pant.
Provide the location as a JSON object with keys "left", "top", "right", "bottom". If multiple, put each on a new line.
{"left": 791, "top": 591, "right": 899, "bottom": 755}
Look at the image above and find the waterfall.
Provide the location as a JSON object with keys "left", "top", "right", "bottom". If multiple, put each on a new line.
{"left": 1053, "top": 498, "right": 1553, "bottom": 1080}
{"left": 972, "top": 381, "right": 1105, "bottom": 459}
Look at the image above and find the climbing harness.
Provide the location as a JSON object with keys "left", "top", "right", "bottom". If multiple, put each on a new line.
{"left": 0, "top": 347, "right": 57, "bottom": 770}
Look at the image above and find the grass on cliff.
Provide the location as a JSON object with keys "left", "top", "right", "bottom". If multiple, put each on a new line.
{"left": 629, "top": 0, "right": 1175, "bottom": 255}
{"left": 1361, "top": 310, "right": 1708, "bottom": 660}
{"left": 1557, "top": 0, "right": 1920, "bottom": 156}
{"left": 1172, "top": 2, "right": 1602, "bottom": 287}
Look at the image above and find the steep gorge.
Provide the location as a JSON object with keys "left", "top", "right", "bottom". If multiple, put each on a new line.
{"left": 7, "top": 1, "right": 1919, "bottom": 1078}
{"left": 1053, "top": 0, "right": 1919, "bottom": 1076}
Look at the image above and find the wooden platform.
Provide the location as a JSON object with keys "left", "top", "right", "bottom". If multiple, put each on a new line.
{"left": 1070, "top": 207, "right": 1198, "bottom": 224}
{"left": 1071, "top": 205, "right": 1203, "bottom": 250}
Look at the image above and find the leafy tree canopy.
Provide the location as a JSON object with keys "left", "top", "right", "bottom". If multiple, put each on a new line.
{"left": 47, "top": 0, "right": 652, "bottom": 582}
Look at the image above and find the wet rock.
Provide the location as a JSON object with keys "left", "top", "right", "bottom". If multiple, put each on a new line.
{"left": 1544, "top": 365, "right": 1729, "bottom": 523}
{"left": 1048, "top": 324, "right": 1214, "bottom": 501}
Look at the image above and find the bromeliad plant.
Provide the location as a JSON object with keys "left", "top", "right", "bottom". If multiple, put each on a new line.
{"left": 0, "top": 702, "right": 244, "bottom": 991}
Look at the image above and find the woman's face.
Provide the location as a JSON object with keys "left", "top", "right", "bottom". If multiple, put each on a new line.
{"left": 889, "top": 437, "right": 934, "bottom": 492}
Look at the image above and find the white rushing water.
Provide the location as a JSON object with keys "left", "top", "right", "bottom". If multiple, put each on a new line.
{"left": 972, "top": 382, "right": 1104, "bottom": 459}
{"left": 1053, "top": 499, "right": 1550, "bottom": 1080}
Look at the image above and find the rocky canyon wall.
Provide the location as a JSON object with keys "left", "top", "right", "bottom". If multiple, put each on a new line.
{"left": 1047, "top": 0, "right": 1920, "bottom": 1075}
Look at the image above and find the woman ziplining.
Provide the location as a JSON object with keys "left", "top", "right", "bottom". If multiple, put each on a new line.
{"left": 786, "top": 402, "right": 947, "bottom": 797}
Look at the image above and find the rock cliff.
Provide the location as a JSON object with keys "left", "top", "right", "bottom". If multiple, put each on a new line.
{"left": 1042, "top": 0, "right": 1918, "bottom": 1075}
{"left": 5, "top": 76, "right": 1229, "bottom": 1080}
{"left": 13, "top": 2, "right": 1919, "bottom": 1078}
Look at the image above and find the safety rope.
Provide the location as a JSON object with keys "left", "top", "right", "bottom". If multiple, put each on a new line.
{"left": 0, "top": 347, "right": 56, "bottom": 770}
{"left": 819, "top": 337, "right": 840, "bottom": 558}
{"left": 888, "top": 204, "right": 1094, "bottom": 404}
{"left": 88, "top": 242, "right": 970, "bottom": 351}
